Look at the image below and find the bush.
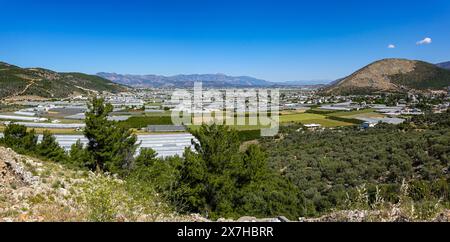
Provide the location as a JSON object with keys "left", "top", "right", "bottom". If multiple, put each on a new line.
{"left": 37, "top": 130, "right": 67, "bottom": 162}
{"left": 68, "top": 140, "right": 94, "bottom": 169}
{"left": 138, "top": 124, "right": 306, "bottom": 220}
{"left": 237, "top": 129, "right": 261, "bottom": 142}
{"left": 1, "top": 123, "right": 37, "bottom": 153}
{"left": 82, "top": 175, "right": 127, "bottom": 222}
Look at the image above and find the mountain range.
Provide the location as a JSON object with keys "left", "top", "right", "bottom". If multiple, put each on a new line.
{"left": 1, "top": 59, "right": 449, "bottom": 99}
{"left": 324, "top": 58, "right": 450, "bottom": 95}
{"left": 97, "top": 72, "right": 330, "bottom": 88}
{"left": 0, "top": 62, "right": 125, "bottom": 99}
{"left": 96, "top": 73, "right": 276, "bottom": 88}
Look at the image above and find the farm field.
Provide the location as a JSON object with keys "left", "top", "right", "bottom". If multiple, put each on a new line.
{"left": 297, "top": 118, "right": 354, "bottom": 127}
{"left": 0, "top": 125, "right": 82, "bottom": 135}
{"left": 279, "top": 112, "right": 361, "bottom": 127}
{"left": 188, "top": 123, "right": 269, "bottom": 131}
{"left": 326, "top": 108, "right": 377, "bottom": 117}
{"left": 325, "top": 108, "right": 386, "bottom": 120}
{"left": 280, "top": 113, "right": 324, "bottom": 122}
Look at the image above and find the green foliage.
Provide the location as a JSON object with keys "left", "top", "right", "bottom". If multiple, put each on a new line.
{"left": 0, "top": 124, "right": 71, "bottom": 164}
{"left": 36, "top": 130, "right": 67, "bottom": 162}
{"left": 390, "top": 61, "right": 450, "bottom": 89}
{"left": 68, "top": 140, "right": 94, "bottom": 168}
{"left": 236, "top": 129, "right": 261, "bottom": 142}
{"left": 84, "top": 97, "right": 138, "bottom": 173}
{"left": 126, "top": 124, "right": 305, "bottom": 219}
{"left": 0, "top": 123, "right": 37, "bottom": 153}
{"left": 0, "top": 62, "right": 124, "bottom": 99}
{"left": 409, "top": 109, "right": 450, "bottom": 129}
{"left": 82, "top": 175, "right": 127, "bottom": 222}
{"left": 133, "top": 148, "right": 158, "bottom": 169}
{"left": 261, "top": 114, "right": 450, "bottom": 216}
{"left": 142, "top": 124, "right": 305, "bottom": 219}
{"left": 127, "top": 154, "right": 185, "bottom": 209}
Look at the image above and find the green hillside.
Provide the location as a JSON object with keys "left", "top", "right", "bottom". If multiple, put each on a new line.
{"left": 0, "top": 62, "right": 126, "bottom": 99}
{"left": 390, "top": 61, "right": 450, "bottom": 89}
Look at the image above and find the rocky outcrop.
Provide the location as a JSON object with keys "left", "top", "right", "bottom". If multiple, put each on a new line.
{"left": 0, "top": 148, "right": 39, "bottom": 186}
{"left": 0, "top": 146, "right": 205, "bottom": 222}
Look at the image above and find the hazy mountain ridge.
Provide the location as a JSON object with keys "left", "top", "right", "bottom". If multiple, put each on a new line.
{"left": 0, "top": 62, "right": 126, "bottom": 99}
{"left": 324, "top": 58, "right": 450, "bottom": 95}
{"left": 97, "top": 72, "right": 274, "bottom": 88}
{"left": 97, "top": 72, "right": 328, "bottom": 88}
{"left": 436, "top": 61, "right": 450, "bottom": 70}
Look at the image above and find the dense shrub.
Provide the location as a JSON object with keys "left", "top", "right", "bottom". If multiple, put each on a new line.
{"left": 260, "top": 115, "right": 450, "bottom": 216}
{"left": 0, "top": 123, "right": 38, "bottom": 153}
{"left": 129, "top": 124, "right": 305, "bottom": 220}
{"left": 236, "top": 129, "right": 261, "bottom": 142}
{"left": 36, "top": 130, "right": 67, "bottom": 162}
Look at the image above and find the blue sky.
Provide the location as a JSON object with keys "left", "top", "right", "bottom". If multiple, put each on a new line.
{"left": 1, "top": 0, "right": 450, "bottom": 82}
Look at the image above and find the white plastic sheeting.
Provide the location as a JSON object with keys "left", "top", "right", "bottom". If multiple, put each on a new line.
{"left": 0, "top": 133, "right": 197, "bottom": 158}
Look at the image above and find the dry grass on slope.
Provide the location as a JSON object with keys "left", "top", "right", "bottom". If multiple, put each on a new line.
{"left": 0, "top": 146, "right": 203, "bottom": 222}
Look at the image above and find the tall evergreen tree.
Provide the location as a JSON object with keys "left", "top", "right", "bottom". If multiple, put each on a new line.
{"left": 172, "top": 124, "right": 304, "bottom": 219}
{"left": 84, "top": 97, "right": 138, "bottom": 173}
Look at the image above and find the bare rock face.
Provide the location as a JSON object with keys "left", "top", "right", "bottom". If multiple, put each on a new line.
{"left": 0, "top": 148, "right": 39, "bottom": 188}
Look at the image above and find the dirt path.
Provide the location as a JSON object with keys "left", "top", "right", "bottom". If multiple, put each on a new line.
{"left": 16, "top": 80, "right": 37, "bottom": 96}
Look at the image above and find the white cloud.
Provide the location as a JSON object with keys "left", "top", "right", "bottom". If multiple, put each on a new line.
{"left": 388, "top": 44, "right": 396, "bottom": 49}
{"left": 416, "top": 37, "right": 432, "bottom": 45}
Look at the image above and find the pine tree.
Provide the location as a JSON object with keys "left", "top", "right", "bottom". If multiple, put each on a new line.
{"left": 134, "top": 148, "right": 158, "bottom": 169}
{"left": 84, "top": 97, "right": 138, "bottom": 174}
{"left": 69, "top": 139, "right": 94, "bottom": 169}
{"left": 1, "top": 123, "right": 37, "bottom": 152}
{"left": 37, "top": 130, "right": 67, "bottom": 162}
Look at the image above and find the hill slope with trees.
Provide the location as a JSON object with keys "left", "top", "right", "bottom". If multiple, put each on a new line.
{"left": 0, "top": 61, "right": 126, "bottom": 99}
{"left": 324, "top": 59, "right": 450, "bottom": 95}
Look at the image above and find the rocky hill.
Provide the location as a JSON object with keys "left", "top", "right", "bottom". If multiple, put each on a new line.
{"left": 0, "top": 146, "right": 201, "bottom": 222}
{"left": 324, "top": 58, "right": 450, "bottom": 95}
{"left": 0, "top": 62, "right": 126, "bottom": 100}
